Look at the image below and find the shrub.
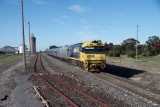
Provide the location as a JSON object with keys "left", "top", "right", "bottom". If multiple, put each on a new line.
{"left": 141, "top": 53, "right": 147, "bottom": 57}
{"left": 127, "top": 51, "right": 136, "bottom": 57}
{"left": 113, "top": 51, "right": 120, "bottom": 57}
{"left": 108, "top": 50, "right": 113, "bottom": 57}
{"left": 108, "top": 50, "right": 121, "bottom": 57}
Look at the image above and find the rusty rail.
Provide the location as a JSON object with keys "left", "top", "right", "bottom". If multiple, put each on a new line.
{"left": 33, "top": 54, "right": 109, "bottom": 107}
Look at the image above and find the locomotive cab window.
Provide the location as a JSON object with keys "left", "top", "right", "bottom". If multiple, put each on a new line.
{"left": 84, "top": 46, "right": 105, "bottom": 54}
{"left": 85, "top": 47, "right": 94, "bottom": 53}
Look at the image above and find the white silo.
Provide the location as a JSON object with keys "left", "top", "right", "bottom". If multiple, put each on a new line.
{"left": 19, "top": 44, "right": 27, "bottom": 54}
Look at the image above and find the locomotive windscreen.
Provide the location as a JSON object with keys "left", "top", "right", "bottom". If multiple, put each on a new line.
{"left": 83, "top": 46, "right": 105, "bottom": 54}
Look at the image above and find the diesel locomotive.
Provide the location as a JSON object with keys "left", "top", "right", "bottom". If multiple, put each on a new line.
{"left": 46, "top": 40, "right": 106, "bottom": 72}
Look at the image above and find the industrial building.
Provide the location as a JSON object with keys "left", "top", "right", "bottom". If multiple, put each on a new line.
{"left": 0, "top": 46, "right": 19, "bottom": 54}
{"left": 30, "top": 35, "right": 36, "bottom": 53}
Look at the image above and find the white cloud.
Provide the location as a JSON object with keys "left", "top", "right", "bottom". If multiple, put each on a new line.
{"left": 33, "top": 0, "right": 46, "bottom": 5}
{"left": 69, "top": 5, "right": 90, "bottom": 14}
{"left": 77, "top": 32, "right": 98, "bottom": 41}
{"left": 80, "top": 19, "right": 93, "bottom": 29}
{"left": 52, "top": 19, "right": 65, "bottom": 24}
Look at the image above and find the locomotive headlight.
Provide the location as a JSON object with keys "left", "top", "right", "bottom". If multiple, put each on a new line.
{"left": 84, "top": 62, "right": 89, "bottom": 68}
{"left": 85, "top": 62, "right": 89, "bottom": 66}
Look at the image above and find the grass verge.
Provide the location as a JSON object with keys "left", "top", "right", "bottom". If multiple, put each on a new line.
{"left": 0, "top": 54, "right": 22, "bottom": 67}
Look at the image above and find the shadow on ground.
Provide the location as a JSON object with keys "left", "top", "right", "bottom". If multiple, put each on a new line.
{"left": 103, "top": 64, "right": 146, "bottom": 78}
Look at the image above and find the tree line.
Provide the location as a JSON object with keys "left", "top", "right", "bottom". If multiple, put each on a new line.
{"left": 49, "top": 35, "right": 160, "bottom": 57}
{"left": 104, "top": 36, "right": 160, "bottom": 57}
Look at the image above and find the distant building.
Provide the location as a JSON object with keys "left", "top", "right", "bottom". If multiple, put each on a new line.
{"left": 30, "top": 34, "right": 36, "bottom": 53}
{"left": 0, "top": 46, "right": 19, "bottom": 54}
{"left": 19, "top": 44, "right": 27, "bottom": 54}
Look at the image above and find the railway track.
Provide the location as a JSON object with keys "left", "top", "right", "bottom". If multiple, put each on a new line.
{"left": 43, "top": 53, "right": 160, "bottom": 106}
{"left": 31, "top": 54, "right": 109, "bottom": 107}
{"left": 93, "top": 72, "right": 160, "bottom": 105}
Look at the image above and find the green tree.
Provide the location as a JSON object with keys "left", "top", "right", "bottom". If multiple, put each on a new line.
{"left": 122, "top": 38, "right": 139, "bottom": 45}
{"left": 49, "top": 45, "right": 58, "bottom": 49}
{"left": 146, "top": 36, "right": 160, "bottom": 47}
{"left": 105, "top": 43, "right": 114, "bottom": 55}
{"left": 138, "top": 44, "right": 145, "bottom": 55}
{"left": 107, "top": 43, "right": 114, "bottom": 50}
{"left": 112, "top": 45, "right": 121, "bottom": 57}
{"left": 106, "top": 44, "right": 121, "bottom": 57}
{"left": 122, "top": 38, "right": 139, "bottom": 57}
{"left": 145, "top": 36, "right": 160, "bottom": 55}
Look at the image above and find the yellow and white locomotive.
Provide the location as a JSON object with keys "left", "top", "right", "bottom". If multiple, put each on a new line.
{"left": 47, "top": 40, "right": 107, "bottom": 72}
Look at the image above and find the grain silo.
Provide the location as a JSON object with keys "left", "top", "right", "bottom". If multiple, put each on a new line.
{"left": 30, "top": 34, "right": 36, "bottom": 53}
{"left": 19, "top": 44, "right": 27, "bottom": 54}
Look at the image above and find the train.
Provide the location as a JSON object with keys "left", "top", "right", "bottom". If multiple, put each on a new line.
{"left": 46, "top": 40, "right": 107, "bottom": 72}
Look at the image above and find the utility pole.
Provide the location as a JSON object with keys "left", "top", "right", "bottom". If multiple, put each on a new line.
{"left": 136, "top": 25, "right": 139, "bottom": 60}
{"left": 21, "top": 0, "right": 26, "bottom": 68}
{"left": 28, "top": 21, "right": 31, "bottom": 58}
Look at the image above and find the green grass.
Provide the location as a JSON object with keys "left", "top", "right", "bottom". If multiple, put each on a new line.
{"left": 137, "top": 55, "right": 160, "bottom": 61}
{"left": 108, "top": 55, "right": 160, "bottom": 62}
{"left": 0, "top": 54, "right": 22, "bottom": 66}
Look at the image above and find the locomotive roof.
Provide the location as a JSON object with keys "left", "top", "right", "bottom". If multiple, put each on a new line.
{"left": 82, "top": 41, "right": 104, "bottom": 47}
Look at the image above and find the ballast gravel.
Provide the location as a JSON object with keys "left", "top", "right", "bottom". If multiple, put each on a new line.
{"left": 42, "top": 54, "right": 160, "bottom": 107}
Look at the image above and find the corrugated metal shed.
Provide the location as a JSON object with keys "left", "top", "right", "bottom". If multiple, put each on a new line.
{"left": 0, "top": 46, "right": 19, "bottom": 54}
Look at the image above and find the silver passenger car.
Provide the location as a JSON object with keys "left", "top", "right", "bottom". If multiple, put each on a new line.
{"left": 46, "top": 45, "right": 69, "bottom": 60}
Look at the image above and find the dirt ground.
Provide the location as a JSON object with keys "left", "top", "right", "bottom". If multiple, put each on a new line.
{"left": 0, "top": 56, "right": 43, "bottom": 107}
{"left": 106, "top": 58, "right": 160, "bottom": 90}
{"left": 0, "top": 55, "right": 159, "bottom": 107}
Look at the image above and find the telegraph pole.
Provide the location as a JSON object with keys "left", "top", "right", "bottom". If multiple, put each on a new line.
{"left": 28, "top": 21, "right": 31, "bottom": 58}
{"left": 21, "top": 0, "right": 26, "bottom": 68}
{"left": 136, "top": 25, "right": 139, "bottom": 60}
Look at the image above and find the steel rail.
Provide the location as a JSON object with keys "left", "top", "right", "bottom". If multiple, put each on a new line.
{"left": 33, "top": 55, "right": 79, "bottom": 107}
{"left": 39, "top": 54, "right": 109, "bottom": 107}
{"left": 101, "top": 72, "right": 160, "bottom": 95}
{"left": 37, "top": 75, "right": 79, "bottom": 107}
{"left": 95, "top": 74, "right": 160, "bottom": 105}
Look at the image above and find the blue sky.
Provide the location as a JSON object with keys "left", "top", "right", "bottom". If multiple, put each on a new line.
{"left": 0, "top": 0, "right": 160, "bottom": 51}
